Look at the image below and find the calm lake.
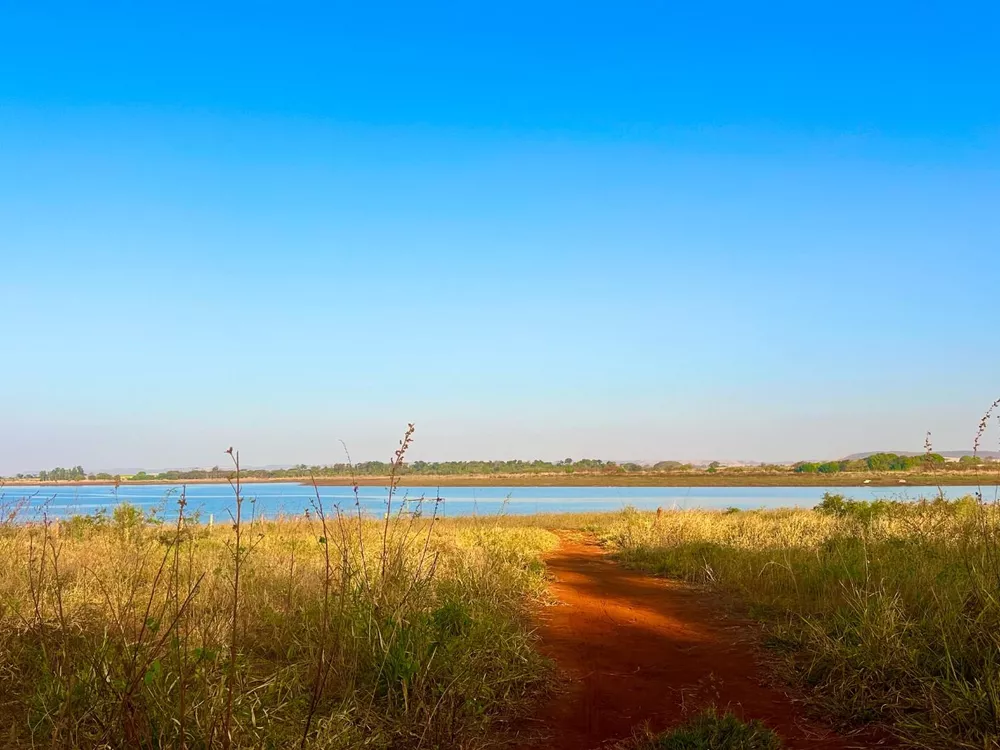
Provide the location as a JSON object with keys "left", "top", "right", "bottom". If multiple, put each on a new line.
{"left": 1, "top": 482, "right": 990, "bottom": 522}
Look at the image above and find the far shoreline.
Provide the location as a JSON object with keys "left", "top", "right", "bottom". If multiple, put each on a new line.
{"left": 4, "top": 472, "right": 1000, "bottom": 489}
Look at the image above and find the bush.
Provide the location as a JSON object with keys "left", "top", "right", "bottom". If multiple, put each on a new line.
{"left": 60, "top": 510, "right": 109, "bottom": 540}
{"left": 813, "top": 493, "right": 897, "bottom": 525}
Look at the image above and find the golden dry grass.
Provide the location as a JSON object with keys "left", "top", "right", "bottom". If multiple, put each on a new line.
{"left": 0, "top": 492, "right": 558, "bottom": 749}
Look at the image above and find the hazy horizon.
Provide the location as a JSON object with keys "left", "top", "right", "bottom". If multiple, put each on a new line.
{"left": 5, "top": 425, "right": 999, "bottom": 477}
{"left": 2, "top": 2, "right": 998, "bottom": 475}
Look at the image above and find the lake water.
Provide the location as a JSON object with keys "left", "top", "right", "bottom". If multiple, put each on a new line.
{"left": 0, "top": 482, "right": 987, "bottom": 522}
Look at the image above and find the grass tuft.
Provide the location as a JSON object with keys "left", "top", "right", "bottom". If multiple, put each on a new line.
{"left": 624, "top": 710, "right": 783, "bottom": 749}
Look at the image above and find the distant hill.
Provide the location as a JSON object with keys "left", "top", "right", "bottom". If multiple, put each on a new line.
{"left": 843, "top": 450, "right": 1000, "bottom": 460}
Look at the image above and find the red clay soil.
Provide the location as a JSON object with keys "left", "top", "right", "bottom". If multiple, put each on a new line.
{"left": 518, "top": 533, "right": 885, "bottom": 750}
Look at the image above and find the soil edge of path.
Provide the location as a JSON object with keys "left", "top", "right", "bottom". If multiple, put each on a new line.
{"left": 516, "top": 532, "right": 886, "bottom": 750}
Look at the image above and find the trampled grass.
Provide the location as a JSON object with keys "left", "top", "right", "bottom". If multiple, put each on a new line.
{"left": 0, "top": 485, "right": 557, "bottom": 749}
{"left": 600, "top": 496, "right": 1000, "bottom": 748}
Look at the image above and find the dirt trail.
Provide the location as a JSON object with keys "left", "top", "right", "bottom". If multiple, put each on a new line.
{"left": 519, "top": 533, "right": 881, "bottom": 750}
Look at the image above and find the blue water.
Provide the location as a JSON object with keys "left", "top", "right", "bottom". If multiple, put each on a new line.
{"left": 0, "top": 482, "right": 985, "bottom": 522}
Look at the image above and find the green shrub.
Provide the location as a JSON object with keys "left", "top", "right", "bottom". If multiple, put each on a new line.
{"left": 813, "top": 493, "right": 897, "bottom": 525}
{"left": 60, "top": 511, "right": 109, "bottom": 540}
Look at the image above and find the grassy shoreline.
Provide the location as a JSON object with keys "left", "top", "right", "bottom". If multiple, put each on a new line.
{"left": 6, "top": 494, "right": 999, "bottom": 748}
{"left": 0, "top": 499, "right": 558, "bottom": 748}
{"left": 4, "top": 471, "right": 1000, "bottom": 488}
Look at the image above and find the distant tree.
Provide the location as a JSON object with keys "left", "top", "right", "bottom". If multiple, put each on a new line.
{"left": 888, "top": 455, "right": 921, "bottom": 471}
{"left": 866, "top": 453, "right": 895, "bottom": 472}
{"left": 817, "top": 461, "right": 841, "bottom": 474}
{"left": 922, "top": 453, "right": 946, "bottom": 468}
{"left": 795, "top": 462, "right": 819, "bottom": 473}
{"left": 706, "top": 461, "right": 720, "bottom": 474}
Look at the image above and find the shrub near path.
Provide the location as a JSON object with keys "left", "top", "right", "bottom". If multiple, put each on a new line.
{"left": 625, "top": 710, "right": 784, "bottom": 750}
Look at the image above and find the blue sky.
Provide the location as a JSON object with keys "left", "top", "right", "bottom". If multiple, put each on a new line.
{"left": 1, "top": 1, "right": 998, "bottom": 471}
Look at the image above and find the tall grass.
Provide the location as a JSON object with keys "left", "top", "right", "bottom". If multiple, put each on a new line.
{"left": 0, "top": 453, "right": 557, "bottom": 748}
{"left": 603, "top": 496, "right": 1000, "bottom": 748}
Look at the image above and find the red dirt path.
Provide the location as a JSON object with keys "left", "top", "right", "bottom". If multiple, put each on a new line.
{"left": 518, "top": 533, "right": 883, "bottom": 750}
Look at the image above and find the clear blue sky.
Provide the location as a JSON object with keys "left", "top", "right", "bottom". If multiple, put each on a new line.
{"left": 2, "top": 1, "right": 998, "bottom": 472}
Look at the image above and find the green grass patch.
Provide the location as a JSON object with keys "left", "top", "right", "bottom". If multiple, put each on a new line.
{"left": 626, "top": 710, "right": 782, "bottom": 749}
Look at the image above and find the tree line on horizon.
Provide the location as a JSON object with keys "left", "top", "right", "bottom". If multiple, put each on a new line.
{"left": 9, "top": 459, "right": 691, "bottom": 482}
{"left": 3, "top": 454, "right": 994, "bottom": 482}
{"left": 794, "top": 452, "right": 986, "bottom": 474}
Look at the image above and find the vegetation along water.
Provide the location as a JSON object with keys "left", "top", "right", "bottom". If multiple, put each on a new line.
{"left": 3, "top": 470, "right": 999, "bottom": 747}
